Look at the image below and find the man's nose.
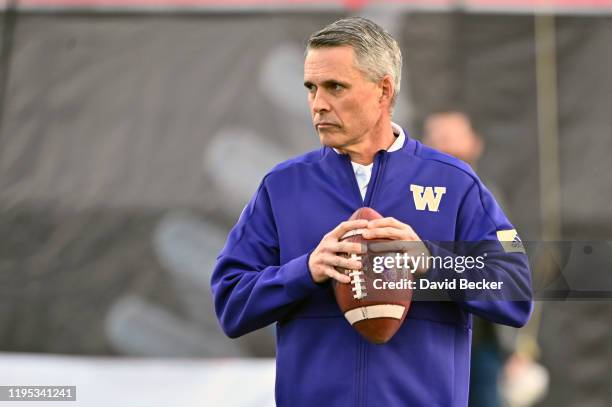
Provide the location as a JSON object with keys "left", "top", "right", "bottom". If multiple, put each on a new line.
{"left": 311, "top": 90, "right": 331, "bottom": 113}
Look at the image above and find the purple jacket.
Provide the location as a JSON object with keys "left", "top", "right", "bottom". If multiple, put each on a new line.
{"left": 211, "top": 130, "right": 532, "bottom": 406}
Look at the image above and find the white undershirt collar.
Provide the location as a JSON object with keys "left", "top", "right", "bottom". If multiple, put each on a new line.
{"left": 333, "top": 122, "right": 406, "bottom": 200}
{"left": 332, "top": 122, "right": 406, "bottom": 156}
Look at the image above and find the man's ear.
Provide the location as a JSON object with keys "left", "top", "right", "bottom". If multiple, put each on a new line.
{"left": 470, "top": 134, "right": 485, "bottom": 163}
{"left": 379, "top": 75, "right": 394, "bottom": 108}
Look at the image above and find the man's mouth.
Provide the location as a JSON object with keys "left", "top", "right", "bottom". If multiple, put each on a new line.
{"left": 316, "top": 122, "right": 339, "bottom": 129}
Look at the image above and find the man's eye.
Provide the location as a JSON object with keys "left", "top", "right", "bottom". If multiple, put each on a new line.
{"left": 332, "top": 84, "right": 343, "bottom": 91}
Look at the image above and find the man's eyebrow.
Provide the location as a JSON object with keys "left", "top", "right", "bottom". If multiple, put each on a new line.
{"left": 322, "top": 80, "right": 350, "bottom": 88}
{"left": 303, "top": 79, "right": 350, "bottom": 88}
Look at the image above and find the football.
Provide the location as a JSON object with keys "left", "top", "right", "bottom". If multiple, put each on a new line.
{"left": 333, "top": 207, "right": 413, "bottom": 344}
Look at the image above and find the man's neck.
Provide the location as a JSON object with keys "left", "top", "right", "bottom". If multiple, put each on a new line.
{"left": 338, "top": 120, "right": 395, "bottom": 165}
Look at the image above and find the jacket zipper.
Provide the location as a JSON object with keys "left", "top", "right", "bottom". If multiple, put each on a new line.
{"left": 341, "top": 154, "right": 366, "bottom": 205}
{"left": 364, "top": 150, "right": 387, "bottom": 208}
{"left": 341, "top": 150, "right": 389, "bottom": 208}
{"left": 344, "top": 150, "right": 388, "bottom": 407}
{"left": 355, "top": 338, "right": 363, "bottom": 407}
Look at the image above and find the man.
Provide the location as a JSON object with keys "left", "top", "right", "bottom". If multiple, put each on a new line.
{"left": 211, "top": 17, "right": 532, "bottom": 406}
{"left": 423, "top": 112, "right": 484, "bottom": 169}
{"left": 424, "top": 111, "right": 510, "bottom": 407}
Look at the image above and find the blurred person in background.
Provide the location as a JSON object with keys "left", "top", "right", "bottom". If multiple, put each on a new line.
{"left": 423, "top": 111, "right": 544, "bottom": 407}
{"left": 423, "top": 112, "right": 483, "bottom": 172}
{"left": 211, "top": 18, "right": 533, "bottom": 407}
{"left": 424, "top": 111, "right": 505, "bottom": 407}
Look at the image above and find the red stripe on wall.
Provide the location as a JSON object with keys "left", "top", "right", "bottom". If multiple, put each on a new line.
{"left": 7, "top": 0, "right": 612, "bottom": 10}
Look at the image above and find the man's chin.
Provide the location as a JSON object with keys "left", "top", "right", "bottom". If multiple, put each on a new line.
{"left": 319, "top": 136, "right": 342, "bottom": 149}
{"left": 317, "top": 130, "right": 343, "bottom": 148}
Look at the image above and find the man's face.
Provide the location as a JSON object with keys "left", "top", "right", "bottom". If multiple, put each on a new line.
{"left": 303, "top": 46, "right": 385, "bottom": 151}
{"left": 423, "top": 113, "right": 483, "bottom": 166}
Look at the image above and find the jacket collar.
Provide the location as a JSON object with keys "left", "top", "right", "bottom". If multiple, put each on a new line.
{"left": 331, "top": 121, "right": 406, "bottom": 155}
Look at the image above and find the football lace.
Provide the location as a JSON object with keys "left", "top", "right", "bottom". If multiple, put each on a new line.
{"left": 348, "top": 254, "right": 367, "bottom": 300}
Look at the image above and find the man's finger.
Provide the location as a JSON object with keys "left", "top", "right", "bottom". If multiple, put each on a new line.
{"left": 322, "top": 253, "right": 362, "bottom": 270}
{"left": 368, "top": 240, "right": 415, "bottom": 253}
{"left": 363, "top": 226, "right": 405, "bottom": 240}
{"left": 367, "top": 217, "right": 406, "bottom": 229}
{"left": 332, "top": 241, "right": 367, "bottom": 254}
{"left": 326, "top": 267, "right": 351, "bottom": 284}
{"left": 329, "top": 219, "right": 369, "bottom": 239}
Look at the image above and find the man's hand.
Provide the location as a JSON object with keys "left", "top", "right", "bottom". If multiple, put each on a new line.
{"left": 364, "top": 217, "right": 431, "bottom": 274}
{"left": 308, "top": 220, "right": 368, "bottom": 284}
{"left": 362, "top": 217, "right": 420, "bottom": 241}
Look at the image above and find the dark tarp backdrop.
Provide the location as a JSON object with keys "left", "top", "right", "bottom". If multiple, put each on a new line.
{"left": 0, "top": 10, "right": 611, "bottom": 406}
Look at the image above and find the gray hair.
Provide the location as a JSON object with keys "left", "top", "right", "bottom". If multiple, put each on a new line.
{"left": 306, "top": 17, "right": 402, "bottom": 109}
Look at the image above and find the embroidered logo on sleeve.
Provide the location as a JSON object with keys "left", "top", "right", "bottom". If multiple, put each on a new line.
{"left": 496, "top": 229, "right": 526, "bottom": 253}
{"left": 410, "top": 184, "right": 447, "bottom": 212}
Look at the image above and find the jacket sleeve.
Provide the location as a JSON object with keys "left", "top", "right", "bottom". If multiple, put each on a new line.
{"left": 210, "top": 180, "right": 324, "bottom": 338}
{"left": 425, "top": 181, "right": 533, "bottom": 328}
